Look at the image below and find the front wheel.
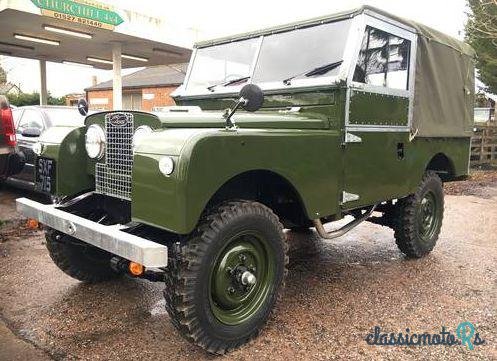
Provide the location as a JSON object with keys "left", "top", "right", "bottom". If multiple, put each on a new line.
{"left": 394, "top": 171, "right": 444, "bottom": 258}
{"left": 45, "top": 228, "right": 120, "bottom": 283}
{"left": 164, "top": 201, "right": 288, "bottom": 354}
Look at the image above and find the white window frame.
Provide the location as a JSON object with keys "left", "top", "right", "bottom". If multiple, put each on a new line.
{"left": 173, "top": 10, "right": 418, "bottom": 124}
{"left": 344, "top": 14, "right": 418, "bottom": 132}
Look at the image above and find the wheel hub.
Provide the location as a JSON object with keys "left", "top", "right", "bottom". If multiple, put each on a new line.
{"left": 241, "top": 270, "right": 257, "bottom": 286}
{"left": 417, "top": 191, "right": 439, "bottom": 240}
{"left": 209, "top": 232, "right": 274, "bottom": 325}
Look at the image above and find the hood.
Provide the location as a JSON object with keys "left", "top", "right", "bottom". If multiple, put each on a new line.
{"left": 152, "top": 111, "right": 329, "bottom": 130}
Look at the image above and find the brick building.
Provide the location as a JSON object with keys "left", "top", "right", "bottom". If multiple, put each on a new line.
{"left": 85, "top": 64, "right": 187, "bottom": 111}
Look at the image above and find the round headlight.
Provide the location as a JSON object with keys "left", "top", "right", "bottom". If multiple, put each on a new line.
{"left": 32, "top": 142, "right": 44, "bottom": 156}
{"left": 85, "top": 124, "right": 105, "bottom": 159}
{"left": 159, "top": 156, "right": 175, "bottom": 176}
{"left": 132, "top": 125, "right": 152, "bottom": 152}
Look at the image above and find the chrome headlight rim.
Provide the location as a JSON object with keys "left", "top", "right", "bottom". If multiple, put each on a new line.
{"left": 85, "top": 124, "right": 106, "bottom": 160}
{"left": 132, "top": 125, "right": 153, "bottom": 152}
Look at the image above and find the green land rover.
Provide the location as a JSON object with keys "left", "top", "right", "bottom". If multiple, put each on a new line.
{"left": 17, "top": 6, "right": 475, "bottom": 354}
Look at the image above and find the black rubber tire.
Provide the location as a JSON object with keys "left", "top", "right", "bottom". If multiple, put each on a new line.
{"left": 45, "top": 228, "right": 120, "bottom": 283}
{"left": 164, "top": 200, "right": 288, "bottom": 355}
{"left": 394, "top": 171, "right": 444, "bottom": 258}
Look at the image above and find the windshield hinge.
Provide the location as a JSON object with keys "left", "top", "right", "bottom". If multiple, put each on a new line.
{"left": 343, "top": 132, "right": 362, "bottom": 145}
{"left": 341, "top": 191, "right": 360, "bottom": 204}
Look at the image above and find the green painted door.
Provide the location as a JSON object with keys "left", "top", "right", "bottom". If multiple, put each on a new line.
{"left": 342, "top": 90, "right": 410, "bottom": 210}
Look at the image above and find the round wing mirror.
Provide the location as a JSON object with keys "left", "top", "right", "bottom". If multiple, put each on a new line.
{"left": 239, "top": 84, "right": 264, "bottom": 112}
{"left": 77, "top": 98, "right": 89, "bottom": 116}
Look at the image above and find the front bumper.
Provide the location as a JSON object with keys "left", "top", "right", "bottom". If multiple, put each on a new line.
{"left": 16, "top": 197, "right": 168, "bottom": 267}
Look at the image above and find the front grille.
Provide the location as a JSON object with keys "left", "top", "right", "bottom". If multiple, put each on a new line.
{"left": 95, "top": 113, "right": 134, "bottom": 200}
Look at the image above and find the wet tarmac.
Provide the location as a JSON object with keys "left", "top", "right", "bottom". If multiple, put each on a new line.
{"left": 0, "top": 183, "right": 496, "bottom": 360}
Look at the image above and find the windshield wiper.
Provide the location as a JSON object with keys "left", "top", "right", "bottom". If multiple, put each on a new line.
{"left": 207, "top": 76, "right": 251, "bottom": 92}
{"left": 283, "top": 60, "right": 343, "bottom": 85}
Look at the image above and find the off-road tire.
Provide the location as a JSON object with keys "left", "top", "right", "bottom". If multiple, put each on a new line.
{"left": 164, "top": 200, "right": 288, "bottom": 354}
{"left": 45, "top": 228, "right": 120, "bottom": 283}
{"left": 394, "top": 171, "right": 444, "bottom": 258}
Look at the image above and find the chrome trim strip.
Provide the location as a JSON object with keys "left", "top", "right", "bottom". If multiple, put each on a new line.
{"left": 16, "top": 197, "right": 168, "bottom": 267}
{"left": 346, "top": 126, "right": 410, "bottom": 133}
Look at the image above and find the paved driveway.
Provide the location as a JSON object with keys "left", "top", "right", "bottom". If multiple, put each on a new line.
{"left": 0, "top": 178, "right": 496, "bottom": 360}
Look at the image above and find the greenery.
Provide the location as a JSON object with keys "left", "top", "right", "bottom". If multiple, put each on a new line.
{"left": 0, "top": 62, "right": 65, "bottom": 106}
{"left": 466, "top": 0, "right": 497, "bottom": 93}
{"left": 6, "top": 92, "right": 65, "bottom": 107}
{"left": 0, "top": 65, "right": 6, "bottom": 84}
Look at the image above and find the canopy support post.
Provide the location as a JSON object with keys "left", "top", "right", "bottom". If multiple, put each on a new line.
{"left": 112, "top": 43, "right": 122, "bottom": 110}
{"left": 39, "top": 60, "right": 47, "bottom": 106}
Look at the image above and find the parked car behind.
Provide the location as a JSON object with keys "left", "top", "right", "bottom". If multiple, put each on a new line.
{"left": 7, "top": 106, "right": 86, "bottom": 189}
{"left": 0, "top": 95, "right": 23, "bottom": 181}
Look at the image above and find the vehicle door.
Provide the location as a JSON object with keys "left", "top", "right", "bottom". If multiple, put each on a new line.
{"left": 342, "top": 17, "right": 417, "bottom": 209}
{"left": 15, "top": 108, "right": 45, "bottom": 182}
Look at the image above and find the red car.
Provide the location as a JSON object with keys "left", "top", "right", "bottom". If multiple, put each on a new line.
{"left": 0, "top": 96, "right": 23, "bottom": 180}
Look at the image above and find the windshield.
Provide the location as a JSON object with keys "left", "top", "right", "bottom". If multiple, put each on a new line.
{"left": 253, "top": 20, "right": 351, "bottom": 83}
{"left": 186, "top": 38, "right": 260, "bottom": 91}
{"left": 185, "top": 19, "right": 352, "bottom": 93}
{"left": 45, "top": 108, "right": 84, "bottom": 127}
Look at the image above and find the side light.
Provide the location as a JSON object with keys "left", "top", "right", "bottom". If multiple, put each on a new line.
{"left": 158, "top": 156, "right": 175, "bottom": 176}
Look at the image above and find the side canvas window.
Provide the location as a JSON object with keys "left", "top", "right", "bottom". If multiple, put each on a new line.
{"left": 353, "top": 26, "right": 411, "bottom": 90}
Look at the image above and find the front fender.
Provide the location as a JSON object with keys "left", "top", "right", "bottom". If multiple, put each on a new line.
{"left": 38, "top": 126, "right": 93, "bottom": 196}
{"left": 131, "top": 128, "right": 341, "bottom": 234}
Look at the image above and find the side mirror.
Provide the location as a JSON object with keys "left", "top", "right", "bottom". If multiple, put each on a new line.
{"left": 22, "top": 127, "right": 42, "bottom": 137}
{"left": 223, "top": 84, "right": 264, "bottom": 129}
{"left": 77, "top": 98, "right": 89, "bottom": 116}
{"left": 239, "top": 84, "right": 264, "bottom": 112}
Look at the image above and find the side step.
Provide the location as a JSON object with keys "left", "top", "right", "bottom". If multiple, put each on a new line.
{"left": 313, "top": 205, "right": 377, "bottom": 239}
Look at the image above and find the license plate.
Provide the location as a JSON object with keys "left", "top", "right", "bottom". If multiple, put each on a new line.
{"left": 36, "top": 158, "right": 56, "bottom": 193}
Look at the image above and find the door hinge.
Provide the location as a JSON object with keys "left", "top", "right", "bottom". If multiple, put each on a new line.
{"left": 342, "top": 191, "right": 360, "bottom": 204}
{"left": 344, "top": 132, "right": 362, "bottom": 144}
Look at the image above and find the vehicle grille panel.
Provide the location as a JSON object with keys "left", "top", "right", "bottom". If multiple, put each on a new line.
{"left": 95, "top": 113, "right": 134, "bottom": 200}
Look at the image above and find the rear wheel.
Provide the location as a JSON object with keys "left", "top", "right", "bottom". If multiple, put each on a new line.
{"left": 45, "top": 228, "right": 120, "bottom": 283}
{"left": 394, "top": 171, "right": 444, "bottom": 258}
{"left": 164, "top": 200, "right": 288, "bottom": 354}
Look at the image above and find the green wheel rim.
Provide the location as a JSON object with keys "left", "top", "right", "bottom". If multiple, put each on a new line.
{"left": 416, "top": 191, "right": 440, "bottom": 241}
{"left": 209, "top": 231, "right": 275, "bottom": 326}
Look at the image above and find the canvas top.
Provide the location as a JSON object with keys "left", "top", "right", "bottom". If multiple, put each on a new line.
{"left": 196, "top": 5, "right": 475, "bottom": 57}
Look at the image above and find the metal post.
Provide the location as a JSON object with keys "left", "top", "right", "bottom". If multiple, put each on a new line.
{"left": 112, "top": 43, "right": 122, "bottom": 110}
{"left": 39, "top": 60, "right": 48, "bottom": 106}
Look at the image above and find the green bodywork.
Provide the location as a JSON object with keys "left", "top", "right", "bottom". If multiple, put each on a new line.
{"left": 34, "top": 6, "right": 474, "bottom": 236}
{"left": 38, "top": 85, "right": 470, "bottom": 235}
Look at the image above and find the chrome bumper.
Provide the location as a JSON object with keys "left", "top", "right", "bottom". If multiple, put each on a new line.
{"left": 16, "top": 197, "right": 168, "bottom": 267}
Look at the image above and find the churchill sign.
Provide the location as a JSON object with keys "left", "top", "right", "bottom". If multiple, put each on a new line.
{"left": 31, "top": 0, "right": 124, "bottom": 30}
